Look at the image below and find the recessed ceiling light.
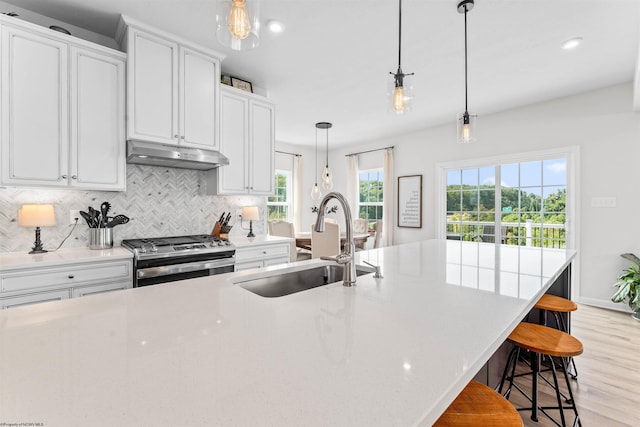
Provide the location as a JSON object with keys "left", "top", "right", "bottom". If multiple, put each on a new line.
{"left": 267, "top": 20, "right": 284, "bottom": 33}
{"left": 561, "top": 37, "right": 583, "bottom": 50}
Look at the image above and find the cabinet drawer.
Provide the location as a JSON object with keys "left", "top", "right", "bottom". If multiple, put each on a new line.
{"left": 72, "top": 280, "right": 131, "bottom": 298}
{"left": 235, "top": 244, "right": 289, "bottom": 262}
{"left": 235, "top": 260, "right": 264, "bottom": 271}
{"left": 1, "top": 260, "right": 132, "bottom": 292}
{"left": 1, "top": 289, "right": 70, "bottom": 309}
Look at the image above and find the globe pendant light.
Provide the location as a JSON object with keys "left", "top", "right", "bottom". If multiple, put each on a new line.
{"left": 317, "top": 122, "right": 333, "bottom": 192}
{"left": 389, "top": 0, "right": 414, "bottom": 114}
{"left": 310, "top": 125, "right": 322, "bottom": 201}
{"left": 457, "top": 0, "right": 477, "bottom": 143}
{"left": 216, "top": 0, "right": 260, "bottom": 51}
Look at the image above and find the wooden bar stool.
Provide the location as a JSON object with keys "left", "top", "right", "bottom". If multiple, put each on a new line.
{"left": 434, "top": 380, "right": 522, "bottom": 426}
{"left": 535, "top": 294, "right": 579, "bottom": 379}
{"left": 499, "top": 322, "right": 583, "bottom": 427}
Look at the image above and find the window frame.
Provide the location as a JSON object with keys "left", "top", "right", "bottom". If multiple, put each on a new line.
{"left": 358, "top": 167, "right": 384, "bottom": 229}
{"left": 267, "top": 169, "right": 292, "bottom": 221}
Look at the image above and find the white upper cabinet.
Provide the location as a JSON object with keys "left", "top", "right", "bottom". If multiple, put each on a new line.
{"left": 206, "top": 86, "right": 274, "bottom": 195}
{"left": 118, "top": 16, "right": 222, "bottom": 150}
{"left": 70, "top": 47, "right": 126, "bottom": 190}
{"left": 0, "top": 17, "right": 126, "bottom": 190}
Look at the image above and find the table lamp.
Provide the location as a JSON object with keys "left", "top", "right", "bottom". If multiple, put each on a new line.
{"left": 18, "top": 203, "right": 56, "bottom": 254}
{"left": 241, "top": 206, "right": 259, "bottom": 237}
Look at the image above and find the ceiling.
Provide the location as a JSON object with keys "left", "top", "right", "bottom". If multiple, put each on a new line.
{"left": 7, "top": 0, "right": 640, "bottom": 148}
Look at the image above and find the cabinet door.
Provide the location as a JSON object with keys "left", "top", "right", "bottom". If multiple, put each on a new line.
{"left": 1, "top": 289, "right": 69, "bottom": 310}
{"left": 217, "top": 89, "right": 249, "bottom": 193}
{"left": 72, "top": 280, "right": 130, "bottom": 298}
{"left": 69, "top": 47, "right": 126, "bottom": 190}
{"left": 180, "top": 47, "right": 219, "bottom": 150}
{"left": 127, "top": 28, "right": 178, "bottom": 145}
{"left": 1, "top": 25, "right": 68, "bottom": 186}
{"left": 249, "top": 99, "right": 275, "bottom": 195}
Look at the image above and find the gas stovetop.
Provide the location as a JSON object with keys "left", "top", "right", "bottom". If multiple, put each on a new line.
{"left": 121, "top": 234, "right": 235, "bottom": 260}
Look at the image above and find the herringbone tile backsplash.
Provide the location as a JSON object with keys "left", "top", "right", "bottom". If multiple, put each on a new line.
{"left": 0, "top": 165, "right": 265, "bottom": 253}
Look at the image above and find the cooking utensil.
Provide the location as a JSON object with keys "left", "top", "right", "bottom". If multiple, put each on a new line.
{"left": 100, "top": 201, "right": 111, "bottom": 228}
{"left": 88, "top": 207, "right": 99, "bottom": 228}
{"left": 218, "top": 212, "right": 226, "bottom": 224}
{"left": 79, "top": 211, "right": 93, "bottom": 228}
{"left": 224, "top": 213, "right": 232, "bottom": 226}
{"left": 105, "top": 214, "right": 130, "bottom": 228}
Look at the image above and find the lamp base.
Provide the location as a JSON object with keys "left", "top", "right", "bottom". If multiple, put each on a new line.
{"left": 28, "top": 227, "right": 48, "bottom": 254}
{"left": 247, "top": 220, "right": 255, "bottom": 238}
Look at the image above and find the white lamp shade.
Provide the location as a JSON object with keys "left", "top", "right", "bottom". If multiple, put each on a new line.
{"left": 242, "top": 206, "right": 259, "bottom": 221}
{"left": 18, "top": 204, "right": 56, "bottom": 227}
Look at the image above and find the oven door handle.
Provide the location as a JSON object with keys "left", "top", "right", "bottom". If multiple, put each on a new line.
{"left": 137, "top": 258, "right": 235, "bottom": 279}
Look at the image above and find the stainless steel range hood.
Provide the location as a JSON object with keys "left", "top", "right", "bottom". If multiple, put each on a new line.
{"left": 126, "top": 140, "right": 229, "bottom": 170}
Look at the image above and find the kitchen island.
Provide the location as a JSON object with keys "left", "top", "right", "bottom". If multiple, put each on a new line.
{"left": 0, "top": 239, "right": 575, "bottom": 426}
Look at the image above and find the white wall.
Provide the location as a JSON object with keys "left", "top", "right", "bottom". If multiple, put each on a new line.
{"left": 315, "top": 83, "right": 640, "bottom": 311}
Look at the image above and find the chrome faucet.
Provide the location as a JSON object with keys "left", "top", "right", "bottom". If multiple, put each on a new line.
{"left": 314, "top": 192, "right": 357, "bottom": 286}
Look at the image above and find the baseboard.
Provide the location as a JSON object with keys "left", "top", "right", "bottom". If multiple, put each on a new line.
{"left": 577, "top": 296, "right": 633, "bottom": 313}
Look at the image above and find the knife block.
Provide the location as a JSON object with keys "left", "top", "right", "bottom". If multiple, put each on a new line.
{"left": 211, "top": 222, "right": 232, "bottom": 239}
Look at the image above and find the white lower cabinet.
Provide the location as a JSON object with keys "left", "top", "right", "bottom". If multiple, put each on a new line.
{"left": 235, "top": 242, "right": 290, "bottom": 271}
{"left": 0, "top": 259, "right": 133, "bottom": 309}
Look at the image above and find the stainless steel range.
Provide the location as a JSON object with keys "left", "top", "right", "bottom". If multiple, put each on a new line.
{"left": 121, "top": 234, "right": 235, "bottom": 287}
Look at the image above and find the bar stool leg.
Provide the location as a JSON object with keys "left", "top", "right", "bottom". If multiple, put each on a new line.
{"left": 554, "top": 311, "right": 579, "bottom": 380}
{"left": 530, "top": 350, "right": 539, "bottom": 422}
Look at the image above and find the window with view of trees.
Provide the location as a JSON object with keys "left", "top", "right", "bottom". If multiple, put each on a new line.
{"left": 446, "top": 158, "right": 567, "bottom": 248}
{"left": 359, "top": 169, "right": 383, "bottom": 230}
{"left": 267, "top": 170, "right": 291, "bottom": 220}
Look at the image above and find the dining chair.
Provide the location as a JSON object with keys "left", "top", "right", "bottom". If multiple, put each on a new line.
{"left": 353, "top": 218, "right": 368, "bottom": 234}
{"left": 311, "top": 221, "right": 340, "bottom": 259}
{"left": 373, "top": 220, "right": 383, "bottom": 248}
{"left": 268, "top": 220, "right": 299, "bottom": 263}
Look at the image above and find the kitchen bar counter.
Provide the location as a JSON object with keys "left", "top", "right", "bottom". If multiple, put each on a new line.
{"left": 0, "top": 240, "right": 575, "bottom": 426}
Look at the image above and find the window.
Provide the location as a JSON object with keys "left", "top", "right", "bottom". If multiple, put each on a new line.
{"left": 358, "top": 169, "right": 384, "bottom": 230}
{"left": 267, "top": 170, "right": 291, "bottom": 220}
{"left": 442, "top": 152, "right": 572, "bottom": 249}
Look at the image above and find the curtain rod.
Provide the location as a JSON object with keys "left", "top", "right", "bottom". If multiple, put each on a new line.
{"left": 275, "top": 150, "right": 302, "bottom": 157}
{"left": 345, "top": 145, "right": 394, "bottom": 157}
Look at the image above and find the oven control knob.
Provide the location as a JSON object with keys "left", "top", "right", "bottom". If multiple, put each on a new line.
{"left": 150, "top": 244, "right": 158, "bottom": 253}
{"left": 140, "top": 246, "right": 147, "bottom": 254}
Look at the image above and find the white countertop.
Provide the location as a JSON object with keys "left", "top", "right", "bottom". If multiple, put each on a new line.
{"left": 0, "top": 246, "right": 133, "bottom": 272}
{"left": 0, "top": 240, "right": 575, "bottom": 426}
{"left": 231, "top": 234, "right": 294, "bottom": 248}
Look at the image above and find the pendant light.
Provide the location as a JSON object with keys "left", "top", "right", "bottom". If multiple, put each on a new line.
{"left": 310, "top": 125, "right": 322, "bottom": 201}
{"left": 216, "top": 0, "right": 260, "bottom": 51}
{"left": 457, "top": 0, "right": 477, "bottom": 143}
{"left": 389, "top": 0, "right": 414, "bottom": 114}
{"left": 318, "top": 122, "right": 333, "bottom": 192}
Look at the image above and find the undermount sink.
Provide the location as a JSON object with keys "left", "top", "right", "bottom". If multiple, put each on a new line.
{"left": 235, "top": 264, "right": 375, "bottom": 298}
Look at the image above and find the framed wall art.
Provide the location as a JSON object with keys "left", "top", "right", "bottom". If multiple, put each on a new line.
{"left": 397, "top": 175, "right": 422, "bottom": 228}
{"left": 231, "top": 77, "right": 253, "bottom": 93}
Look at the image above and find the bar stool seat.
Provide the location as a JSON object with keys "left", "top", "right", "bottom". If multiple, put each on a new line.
{"left": 534, "top": 294, "right": 579, "bottom": 379}
{"left": 535, "top": 294, "right": 577, "bottom": 312}
{"left": 500, "top": 322, "right": 583, "bottom": 427}
{"left": 434, "top": 380, "right": 522, "bottom": 426}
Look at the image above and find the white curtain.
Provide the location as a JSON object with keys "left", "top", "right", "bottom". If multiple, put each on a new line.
{"left": 293, "top": 155, "right": 303, "bottom": 233}
{"left": 383, "top": 148, "right": 394, "bottom": 246}
{"left": 346, "top": 155, "right": 359, "bottom": 220}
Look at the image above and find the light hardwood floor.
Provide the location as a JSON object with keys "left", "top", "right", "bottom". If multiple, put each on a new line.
{"left": 505, "top": 304, "right": 640, "bottom": 426}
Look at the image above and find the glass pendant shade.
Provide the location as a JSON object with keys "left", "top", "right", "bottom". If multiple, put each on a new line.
{"left": 389, "top": 75, "right": 413, "bottom": 114}
{"left": 216, "top": 0, "right": 260, "bottom": 51}
{"left": 457, "top": 111, "right": 477, "bottom": 143}
{"left": 311, "top": 183, "right": 322, "bottom": 201}
{"left": 321, "top": 165, "right": 333, "bottom": 191}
